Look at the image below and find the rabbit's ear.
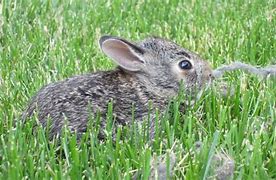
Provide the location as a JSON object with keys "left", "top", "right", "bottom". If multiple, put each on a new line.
{"left": 99, "top": 36, "right": 145, "bottom": 71}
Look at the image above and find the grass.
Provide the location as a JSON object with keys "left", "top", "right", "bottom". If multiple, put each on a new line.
{"left": 0, "top": 0, "right": 276, "bottom": 179}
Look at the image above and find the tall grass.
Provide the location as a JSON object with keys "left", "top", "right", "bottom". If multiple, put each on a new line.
{"left": 0, "top": 0, "right": 276, "bottom": 179}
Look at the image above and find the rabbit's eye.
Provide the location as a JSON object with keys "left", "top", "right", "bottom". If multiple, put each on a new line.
{"left": 179, "top": 60, "right": 192, "bottom": 70}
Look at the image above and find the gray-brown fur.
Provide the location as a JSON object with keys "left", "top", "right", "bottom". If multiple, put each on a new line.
{"left": 22, "top": 36, "right": 213, "bottom": 140}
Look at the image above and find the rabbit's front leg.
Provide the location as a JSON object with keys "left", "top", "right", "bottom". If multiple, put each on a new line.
{"left": 148, "top": 109, "right": 166, "bottom": 144}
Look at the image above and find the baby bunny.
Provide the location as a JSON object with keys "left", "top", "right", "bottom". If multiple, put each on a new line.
{"left": 22, "top": 35, "right": 214, "bottom": 140}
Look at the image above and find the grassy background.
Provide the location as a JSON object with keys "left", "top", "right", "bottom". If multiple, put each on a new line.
{"left": 0, "top": 0, "right": 276, "bottom": 179}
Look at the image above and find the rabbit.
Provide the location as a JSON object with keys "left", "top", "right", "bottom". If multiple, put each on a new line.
{"left": 22, "top": 35, "right": 214, "bottom": 140}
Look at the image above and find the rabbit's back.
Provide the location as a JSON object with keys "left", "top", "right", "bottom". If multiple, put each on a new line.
{"left": 23, "top": 69, "right": 165, "bottom": 138}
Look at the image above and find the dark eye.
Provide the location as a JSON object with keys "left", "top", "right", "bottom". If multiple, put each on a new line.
{"left": 179, "top": 60, "right": 192, "bottom": 70}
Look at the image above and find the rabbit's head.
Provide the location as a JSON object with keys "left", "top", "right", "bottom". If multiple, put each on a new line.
{"left": 99, "top": 36, "right": 214, "bottom": 98}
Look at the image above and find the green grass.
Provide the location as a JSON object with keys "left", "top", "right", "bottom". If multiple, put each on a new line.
{"left": 1, "top": 0, "right": 276, "bottom": 179}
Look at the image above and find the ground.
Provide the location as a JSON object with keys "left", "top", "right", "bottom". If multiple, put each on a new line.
{"left": 0, "top": 0, "right": 276, "bottom": 179}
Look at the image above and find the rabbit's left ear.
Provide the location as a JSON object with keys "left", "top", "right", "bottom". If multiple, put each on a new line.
{"left": 99, "top": 36, "right": 145, "bottom": 72}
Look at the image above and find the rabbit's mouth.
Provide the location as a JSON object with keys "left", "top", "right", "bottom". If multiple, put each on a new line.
{"left": 195, "top": 68, "right": 214, "bottom": 89}
{"left": 181, "top": 72, "right": 213, "bottom": 98}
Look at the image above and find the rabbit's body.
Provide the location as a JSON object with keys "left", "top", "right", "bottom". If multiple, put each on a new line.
{"left": 23, "top": 36, "right": 213, "bottom": 139}
{"left": 24, "top": 69, "right": 167, "bottom": 139}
